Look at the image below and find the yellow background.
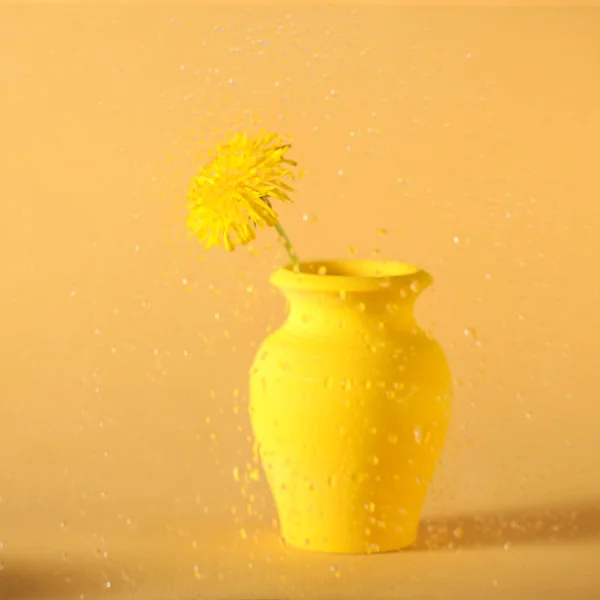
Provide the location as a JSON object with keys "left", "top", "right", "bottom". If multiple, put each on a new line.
{"left": 1, "top": 2, "right": 599, "bottom": 599}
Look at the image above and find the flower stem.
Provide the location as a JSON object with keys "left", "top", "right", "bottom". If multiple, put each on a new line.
{"left": 274, "top": 221, "right": 299, "bottom": 268}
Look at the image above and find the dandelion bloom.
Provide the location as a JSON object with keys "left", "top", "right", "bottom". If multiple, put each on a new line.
{"left": 186, "top": 131, "right": 297, "bottom": 251}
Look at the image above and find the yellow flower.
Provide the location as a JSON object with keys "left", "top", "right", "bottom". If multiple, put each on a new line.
{"left": 186, "top": 131, "right": 297, "bottom": 252}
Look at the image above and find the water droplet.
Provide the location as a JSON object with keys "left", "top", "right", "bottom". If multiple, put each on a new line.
{"left": 388, "top": 434, "right": 398, "bottom": 444}
{"left": 414, "top": 426, "right": 423, "bottom": 445}
{"left": 301, "top": 213, "right": 318, "bottom": 224}
{"left": 356, "top": 302, "right": 366, "bottom": 312}
{"left": 232, "top": 467, "right": 240, "bottom": 481}
{"left": 240, "top": 528, "right": 247, "bottom": 540}
{"left": 364, "top": 380, "right": 372, "bottom": 390}
{"left": 348, "top": 246, "right": 357, "bottom": 255}
{"left": 371, "top": 456, "right": 379, "bottom": 466}
{"left": 317, "top": 265, "right": 328, "bottom": 276}
{"left": 453, "top": 526, "right": 464, "bottom": 539}
{"left": 327, "top": 474, "right": 338, "bottom": 487}
{"left": 463, "top": 327, "right": 479, "bottom": 340}
{"left": 377, "top": 228, "right": 387, "bottom": 235}
{"left": 366, "top": 502, "right": 376, "bottom": 513}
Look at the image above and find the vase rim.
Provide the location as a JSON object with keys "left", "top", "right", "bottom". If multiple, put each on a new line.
{"left": 270, "top": 259, "right": 433, "bottom": 293}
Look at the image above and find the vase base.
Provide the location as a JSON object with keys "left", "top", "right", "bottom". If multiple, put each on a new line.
{"left": 280, "top": 526, "right": 419, "bottom": 555}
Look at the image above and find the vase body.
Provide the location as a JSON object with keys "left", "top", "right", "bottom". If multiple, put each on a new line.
{"left": 249, "top": 260, "right": 452, "bottom": 554}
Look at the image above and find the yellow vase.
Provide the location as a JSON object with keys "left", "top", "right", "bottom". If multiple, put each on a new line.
{"left": 249, "top": 260, "right": 452, "bottom": 554}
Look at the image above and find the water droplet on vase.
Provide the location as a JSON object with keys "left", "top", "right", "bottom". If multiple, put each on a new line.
{"left": 371, "top": 456, "right": 379, "bottom": 466}
{"left": 414, "top": 426, "right": 423, "bottom": 445}
{"left": 356, "top": 302, "right": 366, "bottom": 312}
{"left": 317, "top": 265, "right": 328, "bottom": 276}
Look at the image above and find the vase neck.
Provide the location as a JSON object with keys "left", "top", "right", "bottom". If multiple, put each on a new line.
{"left": 281, "top": 289, "right": 419, "bottom": 340}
